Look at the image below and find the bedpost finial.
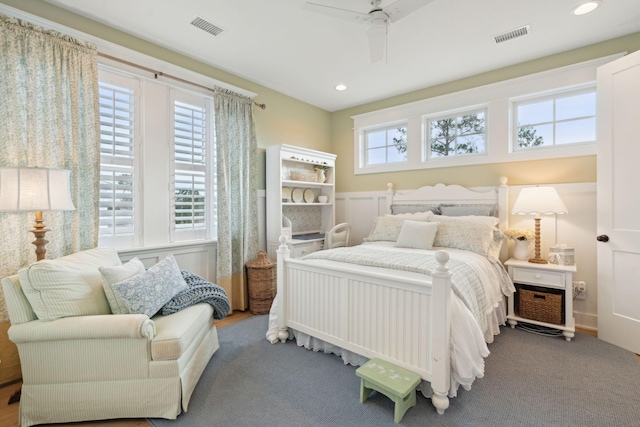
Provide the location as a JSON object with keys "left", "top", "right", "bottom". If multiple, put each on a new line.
{"left": 387, "top": 182, "right": 394, "bottom": 192}
{"left": 434, "top": 250, "right": 449, "bottom": 270}
{"left": 499, "top": 176, "right": 508, "bottom": 186}
{"left": 278, "top": 235, "right": 289, "bottom": 250}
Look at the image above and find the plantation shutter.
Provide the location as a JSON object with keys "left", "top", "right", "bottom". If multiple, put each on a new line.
{"left": 171, "top": 94, "right": 211, "bottom": 241}
{"left": 98, "top": 78, "right": 137, "bottom": 245}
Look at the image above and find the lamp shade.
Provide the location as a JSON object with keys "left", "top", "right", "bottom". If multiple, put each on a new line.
{"left": 0, "top": 167, "right": 75, "bottom": 212}
{"left": 512, "top": 186, "right": 568, "bottom": 216}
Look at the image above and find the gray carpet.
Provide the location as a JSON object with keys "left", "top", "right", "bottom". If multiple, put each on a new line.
{"left": 149, "top": 315, "right": 640, "bottom": 427}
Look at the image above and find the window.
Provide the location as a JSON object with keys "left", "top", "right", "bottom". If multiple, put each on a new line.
{"left": 98, "top": 66, "right": 216, "bottom": 249}
{"left": 170, "top": 91, "right": 214, "bottom": 242}
{"left": 513, "top": 88, "right": 596, "bottom": 151}
{"left": 362, "top": 124, "right": 407, "bottom": 166}
{"left": 98, "top": 73, "right": 139, "bottom": 247}
{"left": 426, "top": 109, "right": 486, "bottom": 159}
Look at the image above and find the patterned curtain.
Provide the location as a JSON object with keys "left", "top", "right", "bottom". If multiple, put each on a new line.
{"left": 0, "top": 14, "right": 100, "bottom": 322}
{"left": 214, "top": 87, "right": 259, "bottom": 311}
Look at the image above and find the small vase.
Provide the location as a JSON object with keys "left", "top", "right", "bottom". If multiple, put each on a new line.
{"left": 513, "top": 240, "right": 531, "bottom": 261}
{"left": 315, "top": 168, "right": 326, "bottom": 183}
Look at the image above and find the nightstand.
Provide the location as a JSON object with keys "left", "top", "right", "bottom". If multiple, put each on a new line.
{"left": 504, "top": 259, "right": 576, "bottom": 341}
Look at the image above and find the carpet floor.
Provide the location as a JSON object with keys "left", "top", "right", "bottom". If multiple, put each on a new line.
{"left": 149, "top": 315, "right": 640, "bottom": 427}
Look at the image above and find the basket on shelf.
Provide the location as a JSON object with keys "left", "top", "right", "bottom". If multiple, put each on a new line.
{"left": 246, "top": 251, "right": 277, "bottom": 315}
{"left": 518, "top": 286, "right": 563, "bottom": 325}
{"left": 290, "top": 170, "right": 318, "bottom": 182}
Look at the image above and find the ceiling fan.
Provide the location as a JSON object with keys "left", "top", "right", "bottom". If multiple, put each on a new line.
{"left": 303, "top": 0, "right": 435, "bottom": 63}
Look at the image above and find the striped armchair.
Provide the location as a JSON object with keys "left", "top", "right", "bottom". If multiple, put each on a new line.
{"left": 2, "top": 247, "right": 219, "bottom": 427}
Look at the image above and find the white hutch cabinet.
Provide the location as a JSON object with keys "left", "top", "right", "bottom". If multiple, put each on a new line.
{"left": 266, "top": 144, "right": 336, "bottom": 259}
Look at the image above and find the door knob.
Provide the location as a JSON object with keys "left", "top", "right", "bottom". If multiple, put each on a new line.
{"left": 596, "top": 235, "right": 609, "bottom": 242}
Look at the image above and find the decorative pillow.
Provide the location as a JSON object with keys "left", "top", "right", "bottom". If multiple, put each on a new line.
{"left": 390, "top": 204, "right": 440, "bottom": 215}
{"left": 18, "top": 247, "right": 120, "bottom": 321}
{"left": 110, "top": 254, "right": 187, "bottom": 318}
{"left": 487, "top": 228, "right": 506, "bottom": 261}
{"left": 395, "top": 221, "right": 439, "bottom": 250}
{"left": 438, "top": 204, "right": 498, "bottom": 217}
{"left": 430, "top": 216, "right": 496, "bottom": 257}
{"left": 99, "top": 257, "right": 146, "bottom": 314}
{"left": 385, "top": 210, "right": 434, "bottom": 221}
{"left": 363, "top": 216, "right": 417, "bottom": 242}
{"left": 436, "top": 214, "right": 499, "bottom": 227}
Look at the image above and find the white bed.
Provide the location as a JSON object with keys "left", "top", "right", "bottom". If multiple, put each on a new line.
{"left": 266, "top": 178, "right": 513, "bottom": 414}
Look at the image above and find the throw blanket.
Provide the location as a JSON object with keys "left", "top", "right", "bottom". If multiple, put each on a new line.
{"left": 303, "top": 247, "right": 493, "bottom": 333}
{"left": 161, "top": 271, "right": 231, "bottom": 320}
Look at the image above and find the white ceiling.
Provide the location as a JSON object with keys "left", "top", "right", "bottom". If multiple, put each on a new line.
{"left": 43, "top": 0, "right": 640, "bottom": 112}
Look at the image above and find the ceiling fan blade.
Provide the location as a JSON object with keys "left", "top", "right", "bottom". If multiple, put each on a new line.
{"left": 367, "top": 20, "right": 387, "bottom": 63}
{"left": 303, "top": 2, "right": 369, "bottom": 24}
{"left": 383, "top": 0, "right": 435, "bottom": 23}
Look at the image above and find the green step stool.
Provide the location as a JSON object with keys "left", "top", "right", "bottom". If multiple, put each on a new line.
{"left": 356, "top": 358, "right": 421, "bottom": 423}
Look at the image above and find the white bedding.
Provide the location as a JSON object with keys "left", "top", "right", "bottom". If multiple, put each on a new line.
{"left": 266, "top": 242, "right": 513, "bottom": 398}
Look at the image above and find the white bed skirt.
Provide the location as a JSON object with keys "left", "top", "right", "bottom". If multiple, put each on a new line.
{"left": 267, "top": 292, "right": 507, "bottom": 398}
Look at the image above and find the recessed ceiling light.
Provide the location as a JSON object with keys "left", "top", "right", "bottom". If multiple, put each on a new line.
{"left": 335, "top": 84, "right": 347, "bottom": 91}
{"left": 572, "top": 1, "right": 602, "bottom": 15}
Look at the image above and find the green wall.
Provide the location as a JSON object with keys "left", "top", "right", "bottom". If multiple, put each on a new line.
{"left": 330, "top": 32, "right": 640, "bottom": 192}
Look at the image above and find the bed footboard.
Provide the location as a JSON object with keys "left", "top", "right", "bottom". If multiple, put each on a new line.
{"left": 275, "top": 236, "right": 452, "bottom": 414}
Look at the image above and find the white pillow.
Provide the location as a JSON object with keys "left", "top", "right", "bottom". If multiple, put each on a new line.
{"left": 395, "top": 221, "right": 439, "bottom": 250}
{"left": 364, "top": 216, "right": 429, "bottom": 242}
{"left": 110, "top": 254, "right": 188, "bottom": 318}
{"left": 18, "top": 247, "right": 120, "bottom": 321}
{"left": 385, "top": 211, "right": 434, "bottom": 221}
{"left": 99, "top": 257, "right": 146, "bottom": 314}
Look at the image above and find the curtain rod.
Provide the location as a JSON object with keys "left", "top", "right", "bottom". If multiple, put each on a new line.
{"left": 97, "top": 52, "right": 266, "bottom": 110}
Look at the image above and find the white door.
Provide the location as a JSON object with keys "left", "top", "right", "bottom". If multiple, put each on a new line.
{"left": 596, "top": 50, "right": 640, "bottom": 354}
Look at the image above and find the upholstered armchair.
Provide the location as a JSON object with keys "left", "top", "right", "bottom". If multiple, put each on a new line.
{"left": 2, "top": 247, "right": 219, "bottom": 427}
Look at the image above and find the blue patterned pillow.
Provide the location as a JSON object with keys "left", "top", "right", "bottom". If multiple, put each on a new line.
{"left": 111, "top": 254, "right": 187, "bottom": 318}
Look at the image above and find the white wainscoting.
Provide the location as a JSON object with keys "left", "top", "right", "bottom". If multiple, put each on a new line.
{"left": 118, "top": 241, "right": 217, "bottom": 282}
{"left": 335, "top": 182, "right": 598, "bottom": 331}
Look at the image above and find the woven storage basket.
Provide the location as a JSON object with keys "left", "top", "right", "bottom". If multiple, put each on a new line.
{"left": 246, "top": 251, "right": 277, "bottom": 315}
{"left": 519, "top": 287, "right": 563, "bottom": 325}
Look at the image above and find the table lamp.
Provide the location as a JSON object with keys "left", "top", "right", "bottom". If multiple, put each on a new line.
{"left": 511, "top": 186, "right": 567, "bottom": 264}
{"left": 0, "top": 167, "right": 76, "bottom": 261}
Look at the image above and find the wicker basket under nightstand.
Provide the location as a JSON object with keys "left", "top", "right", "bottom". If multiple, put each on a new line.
{"left": 518, "top": 286, "right": 563, "bottom": 325}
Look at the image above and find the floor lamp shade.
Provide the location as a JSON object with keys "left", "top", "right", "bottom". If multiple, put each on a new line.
{"left": 0, "top": 167, "right": 75, "bottom": 261}
{"left": 512, "top": 186, "right": 567, "bottom": 264}
{"left": 0, "top": 168, "right": 75, "bottom": 212}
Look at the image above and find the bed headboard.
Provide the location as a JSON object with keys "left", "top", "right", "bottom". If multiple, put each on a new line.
{"left": 385, "top": 177, "right": 509, "bottom": 258}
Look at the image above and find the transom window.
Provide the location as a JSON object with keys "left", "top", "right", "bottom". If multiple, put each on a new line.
{"left": 426, "top": 109, "right": 486, "bottom": 159}
{"left": 362, "top": 124, "right": 407, "bottom": 166}
{"left": 513, "top": 88, "right": 596, "bottom": 150}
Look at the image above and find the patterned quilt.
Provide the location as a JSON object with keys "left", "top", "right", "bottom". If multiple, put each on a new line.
{"left": 160, "top": 270, "right": 231, "bottom": 320}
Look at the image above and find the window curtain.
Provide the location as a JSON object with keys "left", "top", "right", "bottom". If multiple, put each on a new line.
{"left": 214, "top": 87, "right": 259, "bottom": 311}
{"left": 0, "top": 14, "right": 100, "bottom": 322}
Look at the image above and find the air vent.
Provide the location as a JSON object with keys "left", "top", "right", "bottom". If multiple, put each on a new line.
{"left": 190, "top": 16, "right": 224, "bottom": 37}
{"left": 493, "top": 25, "right": 530, "bottom": 44}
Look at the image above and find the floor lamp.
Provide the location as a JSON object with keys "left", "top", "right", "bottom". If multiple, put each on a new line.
{"left": 0, "top": 167, "right": 75, "bottom": 404}
{"left": 511, "top": 186, "right": 568, "bottom": 264}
